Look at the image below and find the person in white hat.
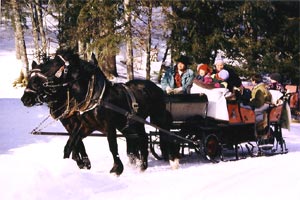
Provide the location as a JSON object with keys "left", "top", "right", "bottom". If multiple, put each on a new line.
{"left": 213, "top": 55, "right": 242, "bottom": 92}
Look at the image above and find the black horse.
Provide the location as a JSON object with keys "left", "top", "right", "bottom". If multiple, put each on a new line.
{"left": 21, "top": 50, "right": 178, "bottom": 175}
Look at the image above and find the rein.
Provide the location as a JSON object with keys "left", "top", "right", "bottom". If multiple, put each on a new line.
{"left": 99, "top": 101, "right": 199, "bottom": 145}
{"left": 30, "top": 91, "right": 73, "bottom": 134}
{"left": 43, "top": 78, "right": 80, "bottom": 89}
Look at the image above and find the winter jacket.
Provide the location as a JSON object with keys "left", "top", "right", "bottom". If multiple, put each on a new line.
{"left": 161, "top": 66, "right": 195, "bottom": 94}
{"left": 249, "top": 83, "right": 272, "bottom": 108}
{"left": 223, "top": 66, "right": 242, "bottom": 92}
{"left": 195, "top": 73, "right": 213, "bottom": 84}
{"left": 212, "top": 66, "right": 242, "bottom": 92}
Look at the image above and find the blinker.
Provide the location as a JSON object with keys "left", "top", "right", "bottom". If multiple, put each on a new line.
{"left": 55, "top": 66, "right": 65, "bottom": 78}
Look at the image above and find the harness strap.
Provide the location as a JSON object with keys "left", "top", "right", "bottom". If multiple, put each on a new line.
{"left": 100, "top": 101, "right": 199, "bottom": 145}
{"left": 78, "top": 75, "right": 95, "bottom": 112}
{"left": 79, "top": 78, "right": 106, "bottom": 114}
{"left": 122, "top": 84, "right": 139, "bottom": 114}
{"left": 57, "top": 55, "right": 70, "bottom": 66}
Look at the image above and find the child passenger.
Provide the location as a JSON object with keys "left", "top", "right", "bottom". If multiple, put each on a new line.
{"left": 195, "top": 63, "right": 213, "bottom": 84}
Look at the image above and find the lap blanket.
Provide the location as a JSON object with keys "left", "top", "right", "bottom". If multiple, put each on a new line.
{"left": 268, "top": 90, "right": 291, "bottom": 130}
{"left": 191, "top": 81, "right": 229, "bottom": 121}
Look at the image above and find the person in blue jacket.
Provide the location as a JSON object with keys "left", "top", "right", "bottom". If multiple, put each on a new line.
{"left": 161, "top": 55, "right": 195, "bottom": 94}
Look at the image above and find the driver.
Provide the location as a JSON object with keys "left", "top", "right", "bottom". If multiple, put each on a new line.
{"left": 161, "top": 55, "right": 194, "bottom": 94}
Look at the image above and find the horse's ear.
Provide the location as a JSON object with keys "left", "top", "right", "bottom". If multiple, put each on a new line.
{"left": 32, "top": 61, "right": 38, "bottom": 69}
{"left": 90, "top": 53, "right": 98, "bottom": 66}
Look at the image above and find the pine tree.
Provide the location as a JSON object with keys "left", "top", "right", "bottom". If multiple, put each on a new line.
{"left": 163, "top": 0, "right": 299, "bottom": 83}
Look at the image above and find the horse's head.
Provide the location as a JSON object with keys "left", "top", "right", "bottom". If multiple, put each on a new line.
{"left": 21, "top": 55, "right": 68, "bottom": 107}
{"left": 22, "top": 49, "right": 106, "bottom": 114}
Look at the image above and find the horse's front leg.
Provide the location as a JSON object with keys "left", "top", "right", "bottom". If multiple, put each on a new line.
{"left": 63, "top": 126, "right": 91, "bottom": 169}
{"left": 135, "top": 124, "right": 149, "bottom": 171}
{"left": 60, "top": 116, "right": 91, "bottom": 169}
{"left": 64, "top": 127, "right": 81, "bottom": 159}
{"left": 126, "top": 137, "right": 138, "bottom": 165}
{"left": 138, "top": 134, "right": 149, "bottom": 171}
{"left": 71, "top": 140, "right": 91, "bottom": 169}
{"left": 107, "top": 128, "right": 124, "bottom": 175}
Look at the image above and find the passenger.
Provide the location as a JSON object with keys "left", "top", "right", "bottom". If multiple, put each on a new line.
{"left": 268, "top": 73, "right": 285, "bottom": 93}
{"left": 212, "top": 68, "right": 229, "bottom": 88}
{"left": 195, "top": 63, "right": 213, "bottom": 84}
{"left": 213, "top": 56, "right": 242, "bottom": 92}
{"left": 161, "top": 55, "right": 195, "bottom": 94}
{"left": 249, "top": 74, "right": 272, "bottom": 133}
{"left": 267, "top": 73, "right": 285, "bottom": 105}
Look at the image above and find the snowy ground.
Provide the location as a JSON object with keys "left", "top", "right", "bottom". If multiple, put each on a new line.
{"left": 1, "top": 18, "right": 300, "bottom": 200}
{"left": 1, "top": 99, "right": 300, "bottom": 200}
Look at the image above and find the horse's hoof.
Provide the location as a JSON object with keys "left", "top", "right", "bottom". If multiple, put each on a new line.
{"left": 136, "top": 160, "right": 148, "bottom": 171}
{"left": 169, "top": 158, "right": 180, "bottom": 170}
{"left": 140, "top": 163, "right": 148, "bottom": 172}
{"left": 63, "top": 148, "right": 71, "bottom": 158}
{"left": 63, "top": 151, "right": 69, "bottom": 159}
{"left": 110, "top": 163, "right": 124, "bottom": 175}
{"left": 76, "top": 160, "right": 85, "bottom": 169}
{"left": 128, "top": 153, "right": 137, "bottom": 165}
{"left": 82, "top": 156, "right": 91, "bottom": 169}
{"left": 75, "top": 160, "right": 91, "bottom": 170}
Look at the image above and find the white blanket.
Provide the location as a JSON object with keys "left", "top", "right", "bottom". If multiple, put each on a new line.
{"left": 190, "top": 83, "right": 229, "bottom": 121}
{"left": 269, "top": 89, "right": 283, "bottom": 105}
{"left": 267, "top": 90, "right": 291, "bottom": 130}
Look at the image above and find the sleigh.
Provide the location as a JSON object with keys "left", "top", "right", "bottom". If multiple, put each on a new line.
{"left": 149, "top": 82, "right": 291, "bottom": 162}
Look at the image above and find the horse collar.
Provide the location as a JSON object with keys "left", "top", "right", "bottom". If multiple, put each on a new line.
{"left": 78, "top": 76, "right": 107, "bottom": 114}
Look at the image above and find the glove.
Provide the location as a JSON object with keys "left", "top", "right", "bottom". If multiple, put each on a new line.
{"left": 166, "top": 86, "right": 173, "bottom": 94}
{"left": 214, "top": 82, "right": 221, "bottom": 88}
{"left": 204, "top": 76, "right": 213, "bottom": 84}
{"left": 173, "top": 87, "right": 183, "bottom": 94}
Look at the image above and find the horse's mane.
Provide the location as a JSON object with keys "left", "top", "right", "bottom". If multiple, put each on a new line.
{"left": 56, "top": 48, "right": 81, "bottom": 66}
{"left": 55, "top": 48, "right": 109, "bottom": 81}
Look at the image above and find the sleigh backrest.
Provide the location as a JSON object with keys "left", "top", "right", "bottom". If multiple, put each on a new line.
{"left": 269, "top": 104, "right": 284, "bottom": 123}
{"left": 285, "top": 85, "right": 298, "bottom": 109}
{"left": 165, "top": 94, "right": 208, "bottom": 122}
{"left": 227, "top": 102, "right": 255, "bottom": 124}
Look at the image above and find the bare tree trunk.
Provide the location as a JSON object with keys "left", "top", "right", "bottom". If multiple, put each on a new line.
{"left": 158, "top": 46, "right": 169, "bottom": 83}
{"left": 14, "top": 29, "right": 21, "bottom": 59}
{"left": 35, "top": 0, "right": 47, "bottom": 55}
{"left": 11, "top": 0, "right": 29, "bottom": 86}
{"left": 106, "top": 55, "right": 117, "bottom": 78}
{"left": 145, "top": 1, "right": 153, "bottom": 80}
{"left": 29, "top": 0, "right": 40, "bottom": 63}
{"left": 124, "top": 0, "right": 134, "bottom": 80}
{"left": 0, "top": 0, "right": 2, "bottom": 24}
{"left": 78, "top": 40, "right": 86, "bottom": 59}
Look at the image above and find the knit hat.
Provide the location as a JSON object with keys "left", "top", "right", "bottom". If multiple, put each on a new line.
{"left": 214, "top": 56, "right": 224, "bottom": 65}
{"left": 216, "top": 69, "right": 229, "bottom": 80}
{"left": 197, "top": 64, "right": 211, "bottom": 74}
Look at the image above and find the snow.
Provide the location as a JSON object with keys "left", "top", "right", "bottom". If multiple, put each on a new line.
{"left": 1, "top": 16, "right": 300, "bottom": 200}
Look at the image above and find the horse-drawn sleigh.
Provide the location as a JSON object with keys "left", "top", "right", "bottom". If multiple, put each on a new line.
{"left": 21, "top": 50, "right": 291, "bottom": 175}
{"left": 149, "top": 82, "right": 291, "bottom": 162}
